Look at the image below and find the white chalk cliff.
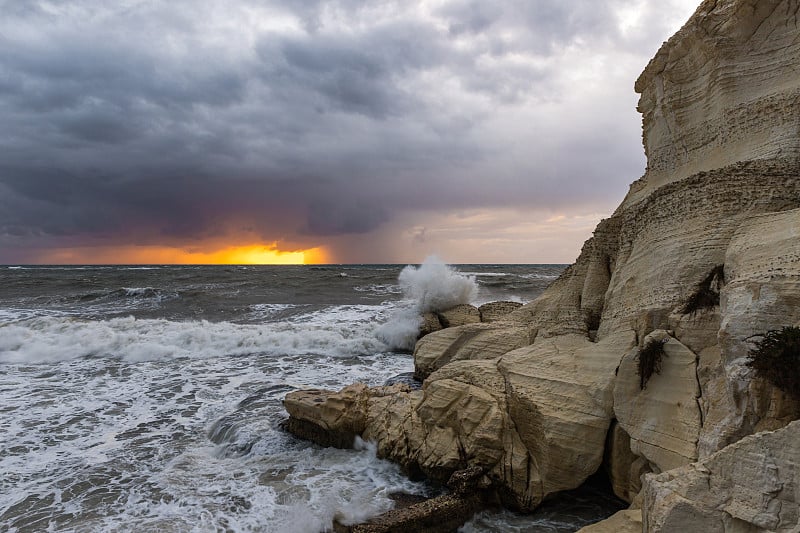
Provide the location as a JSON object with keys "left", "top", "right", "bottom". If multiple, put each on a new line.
{"left": 285, "top": 0, "right": 800, "bottom": 530}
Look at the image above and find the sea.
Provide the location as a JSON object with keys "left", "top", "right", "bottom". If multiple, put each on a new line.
{"left": 0, "top": 262, "right": 625, "bottom": 532}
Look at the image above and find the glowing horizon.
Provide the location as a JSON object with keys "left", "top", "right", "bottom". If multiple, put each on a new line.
{"left": 30, "top": 243, "right": 329, "bottom": 265}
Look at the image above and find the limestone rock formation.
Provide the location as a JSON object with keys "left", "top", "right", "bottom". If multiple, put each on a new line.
{"left": 284, "top": 0, "right": 800, "bottom": 525}
{"left": 413, "top": 323, "right": 530, "bottom": 380}
{"left": 643, "top": 421, "right": 800, "bottom": 532}
{"left": 415, "top": 301, "right": 524, "bottom": 346}
{"left": 613, "top": 330, "right": 702, "bottom": 473}
{"left": 604, "top": 422, "right": 648, "bottom": 503}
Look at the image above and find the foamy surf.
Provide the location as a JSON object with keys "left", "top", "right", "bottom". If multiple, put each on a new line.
{"left": 0, "top": 305, "right": 399, "bottom": 364}
{"left": 0, "top": 344, "right": 424, "bottom": 533}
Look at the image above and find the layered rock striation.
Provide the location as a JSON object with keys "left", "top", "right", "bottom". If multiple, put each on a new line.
{"left": 284, "top": 0, "right": 800, "bottom": 528}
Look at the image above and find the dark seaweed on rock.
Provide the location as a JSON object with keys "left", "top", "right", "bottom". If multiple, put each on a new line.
{"left": 746, "top": 326, "right": 800, "bottom": 400}
{"left": 681, "top": 265, "right": 725, "bottom": 314}
{"left": 637, "top": 339, "right": 668, "bottom": 390}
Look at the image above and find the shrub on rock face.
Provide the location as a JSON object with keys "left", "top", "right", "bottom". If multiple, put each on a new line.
{"left": 637, "top": 339, "right": 668, "bottom": 390}
{"left": 746, "top": 326, "right": 800, "bottom": 400}
{"left": 681, "top": 265, "right": 725, "bottom": 314}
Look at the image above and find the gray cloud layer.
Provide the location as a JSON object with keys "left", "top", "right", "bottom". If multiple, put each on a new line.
{"left": 0, "top": 0, "right": 698, "bottom": 261}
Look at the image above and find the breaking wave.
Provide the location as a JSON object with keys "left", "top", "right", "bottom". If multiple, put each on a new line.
{"left": 375, "top": 257, "right": 477, "bottom": 351}
{"left": 0, "top": 307, "right": 391, "bottom": 365}
{"left": 397, "top": 257, "right": 477, "bottom": 313}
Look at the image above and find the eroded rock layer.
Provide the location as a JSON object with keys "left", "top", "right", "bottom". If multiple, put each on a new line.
{"left": 284, "top": 0, "right": 800, "bottom": 525}
{"left": 643, "top": 421, "right": 800, "bottom": 532}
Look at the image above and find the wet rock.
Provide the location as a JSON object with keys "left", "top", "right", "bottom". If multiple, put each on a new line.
{"left": 333, "top": 492, "right": 487, "bottom": 533}
{"left": 384, "top": 372, "right": 422, "bottom": 390}
{"left": 333, "top": 467, "right": 494, "bottom": 533}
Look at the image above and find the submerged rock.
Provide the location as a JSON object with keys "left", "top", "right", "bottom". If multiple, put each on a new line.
{"left": 333, "top": 468, "right": 495, "bottom": 533}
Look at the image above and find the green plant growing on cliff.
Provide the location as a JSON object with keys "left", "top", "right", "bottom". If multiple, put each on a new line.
{"left": 681, "top": 265, "right": 725, "bottom": 314}
{"left": 636, "top": 338, "right": 668, "bottom": 390}
{"left": 746, "top": 326, "right": 800, "bottom": 400}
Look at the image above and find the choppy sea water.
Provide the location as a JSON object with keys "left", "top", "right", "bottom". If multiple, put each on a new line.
{"left": 1, "top": 263, "right": 622, "bottom": 532}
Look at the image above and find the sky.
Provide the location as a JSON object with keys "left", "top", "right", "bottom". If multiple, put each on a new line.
{"left": 0, "top": 0, "right": 700, "bottom": 265}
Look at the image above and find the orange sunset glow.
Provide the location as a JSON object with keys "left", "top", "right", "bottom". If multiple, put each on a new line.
{"left": 35, "top": 244, "right": 329, "bottom": 265}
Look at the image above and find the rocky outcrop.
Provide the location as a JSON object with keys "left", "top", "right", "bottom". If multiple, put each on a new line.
{"left": 415, "top": 302, "right": 526, "bottom": 351}
{"left": 284, "top": 0, "right": 800, "bottom": 526}
{"left": 435, "top": 304, "right": 481, "bottom": 328}
{"left": 413, "top": 323, "right": 530, "bottom": 380}
{"left": 643, "top": 420, "right": 800, "bottom": 532}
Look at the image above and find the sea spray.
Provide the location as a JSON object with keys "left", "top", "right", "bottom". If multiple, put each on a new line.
{"left": 398, "top": 257, "right": 478, "bottom": 312}
{"left": 375, "top": 257, "right": 478, "bottom": 350}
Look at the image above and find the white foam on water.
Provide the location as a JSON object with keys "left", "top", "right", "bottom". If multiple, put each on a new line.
{"left": 460, "top": 511, "right": 578, "bottom": 532}
{"left": 0, "top": 336, "right": 422, "bottom": 532}
{"left": 0, "top": 309, "right": 33, "bottom": 323}
{"left": 458, "top": 271, "right": 508, "bottom": 277}
{"left": 374, "top": 307, "right": 423, "bottom": 351}
{"left": 520, "top": 272, "right": 559, "bottom": 280}
{"left": 0, "top": 303, "right": 399, "bottom": 364}
{"left": 353, "top": 283, "right": 403, "bottom": 295}
{"left": 122, "top": 286, "right": 157, "bottom": 296}
{"left": 247, "top": 303, "right": 302, "bottom": 321}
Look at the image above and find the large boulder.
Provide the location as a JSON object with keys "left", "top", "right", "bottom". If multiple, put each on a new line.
{"left": 413, "top": 323, "right": 530, "bottom": 380}
{"left": 435, "top": 304, "right": 481, "bottom": 328}
{"left": 613, "top": 330, "right": 702, "bottom": 473}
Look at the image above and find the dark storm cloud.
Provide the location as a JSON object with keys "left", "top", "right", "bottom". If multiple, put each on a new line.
{"left": 438, "top": 0, "right": 623, "bottom": 48}
{"left": 0, "top": 0, "right": 698, "bottom": 260}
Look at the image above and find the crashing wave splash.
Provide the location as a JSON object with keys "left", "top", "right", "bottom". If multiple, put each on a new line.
{"left": 375, "top": 256, "right": 477, "bottom": 351}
